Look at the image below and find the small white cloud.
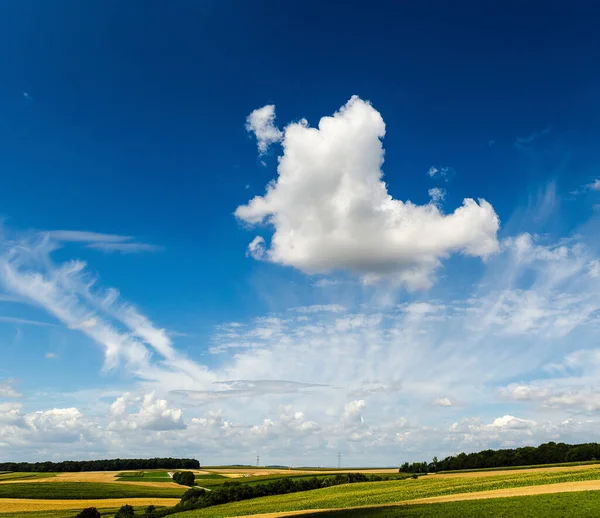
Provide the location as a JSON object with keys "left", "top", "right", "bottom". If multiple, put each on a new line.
{"left": 246, "top": 105, "right": 283, "bottom": 154}
{"left": 432, "top": 397, "right": 454, "bottom": 407}
{"left": 313, "top": 278, "right": 340, "bottom": 288}
{"left": 292, "top": 304, "right": 346, "bottom": 314}
{"left": 247, "top": 236, "right": 266, "bottom": 260}
{"left": 428, "top": 187, "right": 446, "bottom": 203}
{"left": 588, "top": 179, "right": 600, "bottom": 191}
{"left": 45, "top": 352, "right": 57, "bottom": 359}
{"left": 427, "top": 166, "right": 453, "bottom": 180}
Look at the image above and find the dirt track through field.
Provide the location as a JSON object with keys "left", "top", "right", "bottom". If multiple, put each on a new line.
{"left": 238, "top": 479, "right": 600, "bottom": 518}
{"left": 0, "top": 497, "right": 180, "bottom": 513}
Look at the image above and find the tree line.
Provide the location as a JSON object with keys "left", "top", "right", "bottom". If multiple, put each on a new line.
{"left": 399, "top": 441, "right": 600, "bottom": 473}
{"left": 0, "top": 458, "right": 199, "bottom": 473}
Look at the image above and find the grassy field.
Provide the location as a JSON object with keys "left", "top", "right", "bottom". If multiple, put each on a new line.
{"left": 297, "top": 490, "right": 600, "bottom": 517}
{"left": 171, "top": 466, "right": 600, "bottom": 517}
{"left": 0, "top": 482, "right": 185, "bottom": 499}
{"left": 0, "top": 473, "right": 56, "bottom": 482}
{"left": 116, "top": 470, "right": 174, "bottom": 482}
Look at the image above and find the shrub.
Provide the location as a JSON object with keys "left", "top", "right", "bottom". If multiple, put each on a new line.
{"left": 146, "top": 504, "right": 156, "bottom": 514}
{"left": 76, "top": 508, "right": 100, "bottom": 518}
{"left": 173, "top": 470, "right": 196, "bottom": 486}
{"left": 114, "top": 504, "right": 135, "bottom": 518}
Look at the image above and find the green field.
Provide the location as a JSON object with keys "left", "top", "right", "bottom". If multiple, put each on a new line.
{"left": 0, "top": 482, "right": 185, "bottom": 499}
{"left": 296, "top": 490, "right": 600, "bottom": 517}
{"left": 116, "top": 470, "right": 174, "bottom": 482}
{"left": 171, "top": 466, "right": 600, "bottom": 517}
{"left": 0, "top": 472, "right": 56, "bottom": 482}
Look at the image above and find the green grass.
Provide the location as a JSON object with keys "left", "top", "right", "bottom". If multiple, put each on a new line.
{"left": 437, "top": 460, "right": 600, "bottom": 474}
{"left": 171, "top": 466, "right": 600, "bottom": 517}
{"left": 116, "top": 470, "right": 174, "bottom": 482}
{"left": 0, "top": 472, "right": 56, "bottom": 482}
{"left": 0, "top": 482, "right": 185, "bottom": 499}
{"left": 297, "top": 490, "right": 600, "bottom": 517}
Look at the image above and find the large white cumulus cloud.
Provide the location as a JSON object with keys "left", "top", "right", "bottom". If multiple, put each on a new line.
{"left": 238, "top": 96, "right": 500, "bottom": 289}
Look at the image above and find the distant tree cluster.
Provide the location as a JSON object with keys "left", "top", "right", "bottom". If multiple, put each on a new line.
{"left": 0, "top": 458, "right": 199, "bottom": 473}
{"left": 172, "top": 471, "right": 196, "bottom": 486}
{"left": 399, "top": 442, "right": 600, "bottom": 473}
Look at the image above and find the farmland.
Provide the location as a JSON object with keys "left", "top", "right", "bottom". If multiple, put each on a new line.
{"left": 294, "top": 490, "right": 600, "bottom": 518}
{"left": 2, "top": 463, "right": 600, "bottom": 516}
{"left": 171, "top": 465, "right": 600, "bottom": 517}
{"left": 0, "top": 482, "right": 185, "bottom": 499}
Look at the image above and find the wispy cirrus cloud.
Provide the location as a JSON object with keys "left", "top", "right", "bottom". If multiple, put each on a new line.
{"left": 46, "top": 230, "right": 161, "bottom": 254}
{"left": 570, "top": 178, "right": 600, "bottom": 196}
{"left": 86, "top": 242, "right": 163, "bottom": 254}
{"left": 514, "top": 126, "right": 552, "bottom": 150}
{"left": 0, "top": 315, "right": 57, "bottom": 327}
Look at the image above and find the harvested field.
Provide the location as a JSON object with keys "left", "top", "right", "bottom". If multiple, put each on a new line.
{"left": 0, "top": 497, "right": 180, "bottom": 513}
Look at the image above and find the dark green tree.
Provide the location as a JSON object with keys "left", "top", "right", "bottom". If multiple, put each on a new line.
{"left": 76, "top": 508, "right": 100, "bottom": 518}
{"left": 173, "top": 470, "right": 195, "bottom": 486}
{"left": 114, "top": 504, "right": 135, "bottom": 518}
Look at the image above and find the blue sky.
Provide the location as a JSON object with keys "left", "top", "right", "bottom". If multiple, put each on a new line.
{"left": 1, "top": 1, "right": 600, "bottom": 465}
